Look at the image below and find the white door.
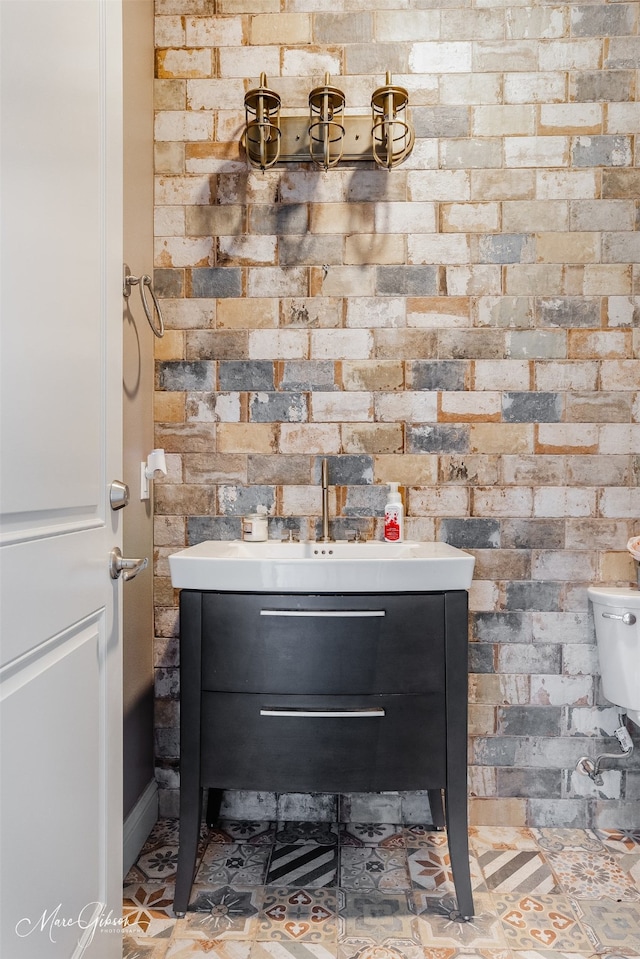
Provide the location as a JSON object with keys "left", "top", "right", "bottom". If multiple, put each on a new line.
{"left": 0, "top": 2, "right": 124, "bottom": 957}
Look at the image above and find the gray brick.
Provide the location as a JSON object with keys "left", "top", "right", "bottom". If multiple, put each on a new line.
{"left": 413, "top": 106, "right": 470, "bottom": 139}
{"left": 529, "top": 799, "right": 590, "bottom": 828}
{"left": 153, "top": 268, "right": 183, "bottom": 297}
{"left": 314, "top": 455, "right": 373, "bottom": 485}
{"left": 562, "top": 644, "right": 599, "bottom": 676}
{"left": 473, "top": 612, "right": 533, "bottom": 644}
{"left": 186, "top": 330, "right": 248, "bottom": 360}
{"left": 501, "top": 519, "right": 565, "bottom": 550}
{"left": 441, "top": 518, "right": 500, "bottom": 549}
{"left": 250, "top": 392, "right": 308, "bottom": 423}
{"left": 505, "top": 581, "right": 562, "bottom": 612}
{"left": 407, "top": 424, "right": 469, "bottom": 453}
{"left": 469, "top": 643, "right": 495, "bottom": 673}
{"left": 280, "top": 361, "right": 336, "bottom": 391}
{"left": 497, "top": 706, "right": 562, "bottom": 737}
{"left": 498, "top": 643, "right": 562, "bottom": 674}
{"left": 345, "top": 42, "right": 408, "bottom": 75}
{"left": 536, "top": 297, "right": 601, "bottom": 328}
{"left": 219, "top": 361, "right": 274, "bottom": 391}
{"left": 507, "top": 331, "right": 566, "bottom": 359}
{"left": 276, "top": 792, "right": 338, "bottom": 822}
{"left": 438, "top": 329, "right": 505, "bottom": 359}
{"left": 340, "top": 792, "right": 402, "bottom": 824}
{"left": 572, "top": 71, "right": 634, "bottom": 102}
{"left": 191, "top": 267, "right": 243, "bottom": 298}
{"left": 502, "top": 392, "right": 563, "bottom": 423}
{"left": 155, "top": 667, "right": 180, "bottom": 700}
{"left": 411, "top": 360, "right": 468, "bottom": 391}
{"left": 188, "top": 516, "right": 242, "bottom": 544}
{"left": 497, "top": 768, "right": 562, "bottom": 798}
{"left": 344, "top": 485, "right": 388, "bottom": 516}
{"left": 280, "top": 235, "right": 343, "bottom": 267}
{"left": 249, "top": 203, "right": 309, "bottom": 236}
{"left": 478, "top": 234, "right": 534, "bottom": 264}
{"left": 220, "top": 790, "right": 277, "bottom": 820}
{"left": 156, "top": 360, "right": 214, "bottom": 391}
{"left": 218, "top": 485, "right": 275, "bottom": 516}
{"left": 572, "top": 136, "right": 632, "bottom": 168}
{"left": 377, "top": 265, "right": 439, "bottom": 296}
{"left": 605, "top": 37, "right": 640, "bottom": 70}
{"left": 347, "top": 170, "right": 408, "bottom": 203}
{"left": 571, "top": 4, "right": 636, "bottom": 38}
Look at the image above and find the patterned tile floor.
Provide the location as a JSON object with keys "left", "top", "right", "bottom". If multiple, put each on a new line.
{"left": 123, "top": 820, "right": 640, "bottom": 958}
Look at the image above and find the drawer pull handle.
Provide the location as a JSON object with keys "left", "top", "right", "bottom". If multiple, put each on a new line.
{"left": 260, "top": 707, "right": 386, "bottom": 718}
{"left": 259, "top": 609, "right": 385, "bottom": 618}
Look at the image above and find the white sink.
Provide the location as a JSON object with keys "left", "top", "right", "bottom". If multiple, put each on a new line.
{"left": 169, "top": 539, "right": 475, "bottom": 593}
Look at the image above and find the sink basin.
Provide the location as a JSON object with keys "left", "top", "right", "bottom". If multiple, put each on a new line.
{"left": 169, "top": 539, "right": 475, "bottom": 593}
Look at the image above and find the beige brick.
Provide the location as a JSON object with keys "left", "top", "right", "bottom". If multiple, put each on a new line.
{"left": 538, "top": 103, "right": 602, "bottom": 136}
{"left": 472, "top": 105, "right": 535, "bottom": 137}
{"left": 446, "top": 266, "right": 501, "bottom": 297}
{"left": 187, "top": 78, "right": 246, "bottom": 111}
{"left": 311, "top": 329, "right": 373, "bottom": 360}
{"left": 341, "top": 424, "right": 404, "bottom": 454}
{"left": 567, "top": 392, "right": 632, "bottom": 424}
{"left": 532, "top": 550, "right": 596, "bottom": 582}
{"left": 374, "top": 202, "right": 437, "bottom": 235}
{"left": 469, "top": 674, "right": 530, "bottom": 706}
{"left": 310, "top": 203, "right": 374, "bottom": 235}
{"left": 471, "top": 170, "right": 535, "bottom": 201}
{"left": 408, "top": 170, "right": 470, "bottom": 201}
{"left": 155, "top": 15, "right": 185, "bottom": 47}
{"left": 282, "top": 47, "right": 341, "bottom": 77}
{"left": 155, "top": 206, "right": 186, "bottom": 237}
{"left": 217, "top": 423, "right": 277, "bottom": 453}
{"left": 311, "top": 392, "right": 373, "bottom": 423}
{"left": 409, "top": 41, "right": 472, "bottom": 73}
{"left": 607, "top": 103, "right": 640, "bottom": 136}
{"left": 219, "top": 45, "right": 280, "bottom": 79}
{"left": 599, "top": 488, "right": 640, "bottom": 518}
{"left": 340, "top": 361, "right": 404, "bottom": 392}
{"left": 156, "top": 47, "right": 212, "bottom": 78}
{"left": 249, "top": 329, "right": 309, "bottom": 359}
{"left": 281, "top": 485, "right": 321, "bottom": 516}
{"left": 505, "top": 136, "right": 570, "bottom": 168}
{"left": 155, "top": 391, "right": 186, "bottom": 424}
{"left": 600, "top": 550, "right": 636, "bottom": 583}
{"left": 410, "top": 486, "right": 470, "bottom": 516}
{"left": 247, "top": 267, "right": 307, "bottom": 298}
{"left": 539, "top": 39, "right": 602, "bottom": 71}
{"left": 279, "top": 423, "right": 341, "bottom": 454}
{"left": 217, "top": 299, "right": 278, "bottom": 330}
{"left": 504, "top": 72, "right": 566, "bottom": 104}
{"left": 440, "top": 138, "right": 502, "bottom": 169}
{"left": 154, "top": 330, "right": 185, "bottom": 362}
{"left": 439, "top": 392, "right": 501, "bottom": 422}
{"left": 375, "top": 392, "right": 438, "bottom": 423}
{"left": 218, "top": 0, "right": 280, "bottom": 12}
{"left": 536, "top": 232, "right": 599, "bottom": 264}
{"left": 598, "top": 424, "right": 640, "bottom": 454}
{"left": 376, "top": 10, "right": 439, "bottom": 41}
{"left": 160, "top": 298, "right": 216, "bottom": 330}
{"left": 537, "top": 170, "right": 598, "bottom": 200}
{"left": 183, "top": 453, "right": 247, "bottom": 485}
{"left": 507, "top": 6, "right": 568, "bottom": 40}
{"left": 568, "top": 331, "right": 631, "bottom": 360}
{"left": 315, "top": 266, "right": 376, "bottom": 297}
{"left": 583, "top": 265, "right": 632, "bottom": 295}
{"left": 536, "top": 424, "right": 598, "bottom": 454}
{"left": 502, "top": 455, "right": 565, "bottom": 486}
{"left": 218, "top": 235, "right": 277, "bottom": 266}
{"left": 347, "top": 298, "right": 404, "bottom": 335}
{"left": 533, "top": 487, "right": 596, "bottom": 517}
{"left": 472, "top": 486, "right": 533, "bottom": 517}
{"left": 155, "top": 175, "right": 213, "bottom": 206}
{"left": 475, "top": 297, "right": 534, "bottom": 329}
{"left": 408, "top": 234, "right": 470, "bottom": 265}
{"left": 345, "top": 234, "right": 405, "bottom": 266}
{"left": 535, "top": 361, "right": 598, "bottom": 391}
{"left": 154, "top": 78, "right": 186, "bottom": 111}
{"left": 281, "top": 298, "right": 342, "bottom": 329}
{"left": 250, "top": 13, "right": 311, "bottom": 45}
{"left": 440, "top": 73, "right": 501, "bottom": 105}
{"left": 374, "top": 454, "right": 438, "bottom": 486}
{"left": 185, "top": 142, "right": 244, "bottom": 172}
{"left": 407, "top": 297, "right": 470, "bottom": 329}
{"left": 505, "top": 264, "right": 567, "bottom": 296}
{"left": 186, "top": 15, "right": 243, "bottom": 46}
{"left": 155, "top": 236, "right": 213, "bottom": 268}
{"left": 470, "top": 424, "right": 534, "bottom": 454}
{"left": 606, "top": 297, "right": 640, "bottom": 327}
{"left": 469, "top": 579, "right": 501, "bottom": 613}
{"left": 474, "top": 360, "right": 531, "bottom": 391}
{"left": 375, "top": 329, "right": 438, "bottom": 360}
{"left": 441, "top": 202, "right": 500, "bottom": 233}
{"left": 503, "top": 200, "right": 568, "bottom": 233}
{"left": 438, "top": 455, "right": 500, "bottom": 487}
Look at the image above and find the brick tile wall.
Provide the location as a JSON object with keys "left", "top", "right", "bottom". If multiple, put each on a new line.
{"left": 153, "top": 0, "right": 640, "bottom": 828}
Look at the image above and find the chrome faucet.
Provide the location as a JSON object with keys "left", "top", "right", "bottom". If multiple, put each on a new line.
{"left": 321, "top": 457, "right": 331, "bottom": 541}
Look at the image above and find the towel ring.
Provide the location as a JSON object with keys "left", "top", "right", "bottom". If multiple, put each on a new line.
{"left": 123, "top": 269, "right": 165, "bottom": 338}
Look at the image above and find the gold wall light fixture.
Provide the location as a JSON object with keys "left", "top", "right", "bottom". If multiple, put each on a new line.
{"left": 308, "top": 73, "right": 346, "bottom": 171}
{"left": 243, "top": 72, "right": 281, "bottom": 170}
{"left": 241, "top": 73, "right": 414, "bottom": 170}
{"left": 371, "top": 72, "right": 415, "bottom": 169}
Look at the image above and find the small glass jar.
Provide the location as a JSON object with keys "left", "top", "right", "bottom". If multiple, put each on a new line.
{"left": 242, "top": 513, "right": 268, "bottom": 542}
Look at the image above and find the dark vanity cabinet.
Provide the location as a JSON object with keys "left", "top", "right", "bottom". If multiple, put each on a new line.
{"left": 173, "top": 589, "right": 474, "bottom": 918}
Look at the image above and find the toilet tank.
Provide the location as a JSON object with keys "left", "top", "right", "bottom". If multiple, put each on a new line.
{"left": 588, "top": 587, "right": 640, "bottom": 723}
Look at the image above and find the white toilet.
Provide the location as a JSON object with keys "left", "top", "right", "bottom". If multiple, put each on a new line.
{"left": 588, "top": 586, "right": 640, "bottom": 728}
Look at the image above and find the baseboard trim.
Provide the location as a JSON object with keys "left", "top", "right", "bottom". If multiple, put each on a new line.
{"left": 123, "top": 779, "right": 158, "bottom": 878}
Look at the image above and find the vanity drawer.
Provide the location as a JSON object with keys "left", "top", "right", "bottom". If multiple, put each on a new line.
{"left": 199, "top": 592, "right": 446, "bottom": 695}
{"left": 200, "top": 691, "right": 446, "bottom": 793}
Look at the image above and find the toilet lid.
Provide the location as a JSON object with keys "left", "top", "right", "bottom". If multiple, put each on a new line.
{"left": 587, "top": 585, "right": 640, "bottom": 609}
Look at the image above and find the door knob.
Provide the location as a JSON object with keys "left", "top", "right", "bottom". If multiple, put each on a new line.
{"left": 109, "top": 480, "right": 130, "bottom": 510}
{"left": 109, "top": 547, "right": 148, "bottom": 581}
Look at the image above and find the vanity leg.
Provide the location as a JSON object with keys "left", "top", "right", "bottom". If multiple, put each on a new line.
{"left": 428, "top": 788, "right": 446, "bottom": 830}
{"left": 173, "top": 785, "right": 202, "bottom": 916}
{"left": 444, "top": 787, "right": 474, "bottom": 920}
{"left": 206, "top": 788, "right": 223, "bottom": 827}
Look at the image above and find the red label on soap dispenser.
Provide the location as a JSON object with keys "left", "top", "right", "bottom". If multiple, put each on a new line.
{"left": 384, "top": 514, "right": 400, "bottom": 542}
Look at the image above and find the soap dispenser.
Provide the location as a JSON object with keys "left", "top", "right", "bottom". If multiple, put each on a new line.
{"left": 384, "top": 482, "right": 404, "bottom": 543}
